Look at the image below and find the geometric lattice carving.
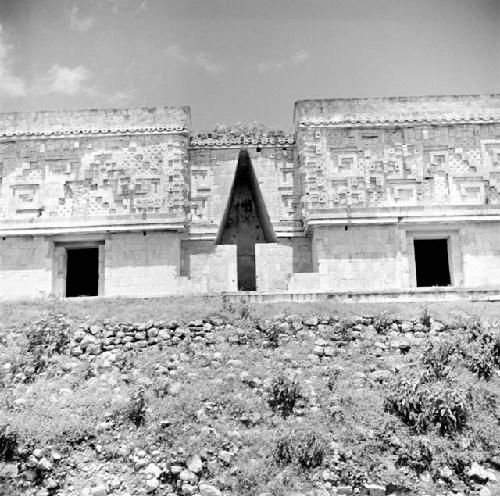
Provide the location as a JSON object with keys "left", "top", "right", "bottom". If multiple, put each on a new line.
{"left": 0, "top": 134, "right": 189, "bottom": 222}
{"left": 299, "top": 125, "right": 500, "bottom": 215}
{"left": 189, "top": 144, "right": 301, "bottom": 227}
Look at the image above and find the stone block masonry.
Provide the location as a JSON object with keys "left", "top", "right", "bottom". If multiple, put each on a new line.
{"left": 104, "top": 231, "right": 181, "bottom": 297}
{"left": 0, "top": 236, "right": 53, "bottom": 298}
{"left": 1, "top": 95, "right": 500, "bottom": 298}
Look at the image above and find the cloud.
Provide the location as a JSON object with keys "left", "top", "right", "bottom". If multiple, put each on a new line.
{"left": 165, "top": 45, "right": 189, "bottom": 64}
{"left": 40, "top": 64, "right": 94, "bottom": 96}
{"left": 1, "top": 25, "right": 93, "bottom": 99}
{"left": 165, "top": 44, "right": 223, "bottom": 74}
{"left": 0, "top": 22, "right": 127, "bottom": 104}
{"left": 107, "top": 0, "right": 148, "bottom": 14}
{"left": 194, "top": 53, "right": 223, "bottom": 74}
{"left": 38, "top": 66, "right": 133, "bottom": 102}
{"left": 108, "top": 89, "right": 135, "bottom": 103}
{"left": 107, "top": 0, "right": 122, "bottom": 14}
{"left": 258, "top": 49, "right": 309, "bottom": 73}
{"left": 69, "top": 6, "right": 95, "bottom": 32}
{"left": 0, "top": 24, "right": 27, "bottom": 97}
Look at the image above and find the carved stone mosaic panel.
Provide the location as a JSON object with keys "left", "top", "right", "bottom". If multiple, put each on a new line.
{"left": 0, "top": 134, "right": 189, "bottom": 222}
{"left": 298, "top": 124, "right": 500, "bottom": 216}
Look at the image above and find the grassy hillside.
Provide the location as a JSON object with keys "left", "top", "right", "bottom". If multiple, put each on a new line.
{"left": 0, "top": 296, "right": 499, "bottom": 496}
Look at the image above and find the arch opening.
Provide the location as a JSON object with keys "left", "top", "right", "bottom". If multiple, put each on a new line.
{"left": 216, "top": 150, "right": 276, "bottom": 290}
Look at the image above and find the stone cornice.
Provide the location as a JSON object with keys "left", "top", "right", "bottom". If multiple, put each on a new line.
{"left": 295, "top": 94, "right": 500, "bottom": 129}
{"left": 297, "top": 116, "right": 500, "bottom": 128}
{"left": 0, "top": 126, "right": 190, "bottom": 139}
{"left": 0, "top": 106, "right": 191, "bottom": 139}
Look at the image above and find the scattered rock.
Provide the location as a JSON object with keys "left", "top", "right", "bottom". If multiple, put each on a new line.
{"left": 45, "top": 478, "right": 59, "bottom": 490}
{"left": 217, "top": 450, "right": 232, "bottom": 464}
{"left": 469, "top": 462, "right": 496, "bottom": 483}
{"left": 144, "top": 463, "right": 161, "bottom": 478}
{"left": 187, "top": 454, "right": 203, "bottom": 473}
{"left": 199, "top": 483, "right": 222, "bottom": 496}
{"left": 145, "top": 477, "right": 160, "bottom": 493}
{"left": 37, "top": 457, "right": 53, "bottom": 471}
{"left": 0, "top": 462, "right": 18, "bottom": 479}
{"left": 90, "top": 485, "right": 108, "bottom": 496}
{"left": 490, "top": 456, "right": 500, "bottom": 471}
{"left": 179, "top": 469, "right": 197, "bottom": 484}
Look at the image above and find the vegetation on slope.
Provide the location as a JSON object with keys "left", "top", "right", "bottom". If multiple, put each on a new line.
{"left": 0, "top": 297, "right": 499, "bottom": 496}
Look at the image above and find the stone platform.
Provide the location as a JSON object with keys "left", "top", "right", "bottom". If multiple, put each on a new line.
{"left": 221, "top": 287, "right": 500, "bottom": 303}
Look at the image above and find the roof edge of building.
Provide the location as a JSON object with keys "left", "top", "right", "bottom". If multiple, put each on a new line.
{"left": 0, "top": 105, "right": 191, "bottom": 138}
{"left": 294, "top": 93, "right": 500, "bottom": 126}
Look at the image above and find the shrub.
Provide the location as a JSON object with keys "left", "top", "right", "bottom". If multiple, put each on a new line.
{"left": 373, "top": 313, "right": 392, "bottom": 335}
{"left": 395, "top": 437, "right": 472, "bottom": 481}
{"left": 326, "top": 367, "right": 342, "bottom": 391}
{"left": 432, "top": 448, "right": 472, "bottom": 481}
{"left": 462, "top": 342, "right": 495, "bottom": 380}
{"left": 421, "top": 322, "right": 499, "bottom": 380}
{"left": 460, "top": 315, "right": 482, "bottom": 335}
{"left": 0, "top": 425, "right": 17, "bottom": 462}
{"left": 152, "top": 377, "right": 170, "bottom": 398}
{"left": 420, "top": 306, "right": 431, "bottom": 328}
{"left": 426, "top": 380, "right": 470, "bottom": 435}
{"left": 492, "top": 333, "right": 500, "bottom": 367}
{"left": 294, "top": 430, "right": 326, "bottom": 469}
{"left": 272, "top": 428, "right": 326, "bottom": 470}
{"left": 25, "top": 315, "right": 70, "bottom": 356}
{"left": 420, "top": 340, "right": 459, "bottom": 378}
{"left": 268, "top": 375, "right": 302, "bottom": 418}
{"left": 237, "top": 296, "right": 252, "bottom": 319}
{"left": 232, "top": 458, "right": 273, "bottom": 496}
{"left": 265, "top": 324, "right": 281, "bottom": 348}
{"left": 384, "top": 371, "right": 471, "bottom": 435}
{"left": 220, "top": 294, "right": 235, "bottom": 316}
{"left": 385, "top": 373, "right": 427, "bottom": 433}
{"left": 273, "top": 433, "right": 294, "bottom": 465}
{"left": 453, "top": 324, "right": 498, "bottom": 380}
{"left": 395, "top": 437, "right": 433, "bottom": 475}
{"left": 468, "top": 382, "right": 500, "bottom": 453}
{"left": 126, "top": 389, "right": 147, "bottom": 427}
{"left": 13, "top": 315, "right": 72, "bottom": 382}
{"left": 335, "top": 319, "right": 354, "bottom": 343}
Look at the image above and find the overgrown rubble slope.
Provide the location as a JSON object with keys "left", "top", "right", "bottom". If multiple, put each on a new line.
{"left": 0, "top": 296, "right": 500, "bottom": 496}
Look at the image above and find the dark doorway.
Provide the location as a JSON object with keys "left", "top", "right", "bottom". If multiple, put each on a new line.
{"left": 66, "top": 248, "right": 99, "bottom": 297}
{"left": 414, "top": 239, "right": 451, "bottom": 287}
{"left": 218, "top": 151, "right": 275, "bottom": 290}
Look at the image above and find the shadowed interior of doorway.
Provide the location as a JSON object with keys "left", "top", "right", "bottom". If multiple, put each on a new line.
{"left": 414, "top": 238, "right": 451, "bottom": 287}
{"left": 66, "top": 247, "right": 99, "bottom": 297}
{"left": 217, "top": 150, "right": 276, "bottom": 290}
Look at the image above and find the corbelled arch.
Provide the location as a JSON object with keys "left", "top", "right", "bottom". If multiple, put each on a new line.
{"left": 216, "top": 149, "right": 276, "bottom": 290}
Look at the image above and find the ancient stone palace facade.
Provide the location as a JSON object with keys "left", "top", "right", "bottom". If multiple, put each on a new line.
{"left": 1, "top": 94, "right": 500, "bottom": 298}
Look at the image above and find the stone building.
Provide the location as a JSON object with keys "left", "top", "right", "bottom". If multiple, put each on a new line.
{"left": 1, "top": 94, "right": 500, "bottom": 299}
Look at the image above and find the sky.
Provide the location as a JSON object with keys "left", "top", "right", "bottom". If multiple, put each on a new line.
{"left": 0, "top": 0, "right": 499, "bottom": 130}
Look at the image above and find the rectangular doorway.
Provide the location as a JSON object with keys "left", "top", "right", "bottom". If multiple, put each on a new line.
{"left": 66, "top": 247, "right": 99, "bottom": 297}
{"left": 413, "top": 238, "right": 451, "bottom": 287}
